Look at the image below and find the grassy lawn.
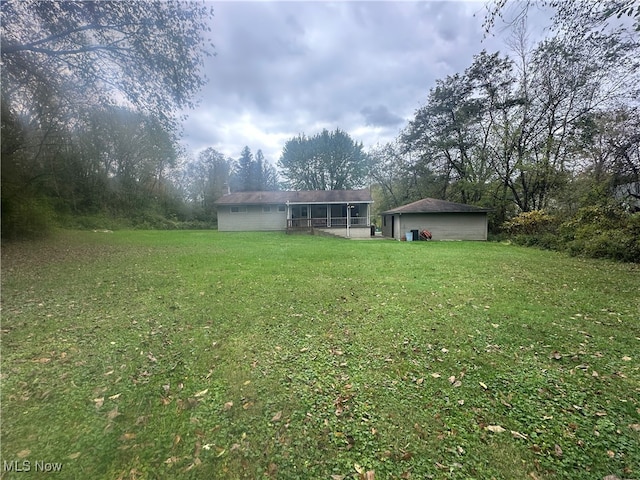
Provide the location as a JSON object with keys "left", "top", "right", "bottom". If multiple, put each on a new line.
{"left": 1, "top": 231, "right": 638, "bottom": 479}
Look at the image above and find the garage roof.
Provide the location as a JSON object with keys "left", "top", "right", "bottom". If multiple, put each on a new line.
{"left": 382, "top": 198, "right": 490, "bottom": 214}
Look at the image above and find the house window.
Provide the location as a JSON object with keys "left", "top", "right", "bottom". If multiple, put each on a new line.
{"left": 230, "top": 206, "right": 247, "bottom": 214}
{"left": 278, "top": 205, "right": 286, "bottom": 212}
{"left": 263, "top": 206, "right": 272, "bottom": 213}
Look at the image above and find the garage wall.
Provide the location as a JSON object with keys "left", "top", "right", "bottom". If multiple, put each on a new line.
{"left": 383, "top": 213, "right": 487, "bottom": 240}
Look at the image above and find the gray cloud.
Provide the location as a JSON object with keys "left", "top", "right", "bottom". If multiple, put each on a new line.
{"left": 360, "top": 105, "right": 404, "bottom": 127}
{"left": 180, "top": 1, "right": 551, "bottom": 164}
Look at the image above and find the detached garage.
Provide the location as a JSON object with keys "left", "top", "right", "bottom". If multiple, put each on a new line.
{"left": 381, "top": 198, "right": 490, "bottom": 241}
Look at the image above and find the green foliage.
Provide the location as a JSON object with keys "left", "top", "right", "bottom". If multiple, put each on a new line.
{"left": 279, "top": 128, "right": 368, "bottom": 190}
{"left": 503, "top": 210, "right": 558, "bottom": 235}
{"left": 1, "top": 0, "right": 213, "bottom": 239}
{"left": 502, "top": 210, "right": 561, "bottom": 249}
{"left": 230, "top": 147, "right": 278, "bottom": 192}
{"left": 504, "top": 206, "right": 640, "bottom": 262}
{"left": 0, "top": 195, "right": 55, "bottom": 240}
{"left": 562, "top": 207, "right": 640, "bottom": 262}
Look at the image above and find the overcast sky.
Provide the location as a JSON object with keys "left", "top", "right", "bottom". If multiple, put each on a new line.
{"left": 180, "top": 1, "right": 551, "bottom": 166}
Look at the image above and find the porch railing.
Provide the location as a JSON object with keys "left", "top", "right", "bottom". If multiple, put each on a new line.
{"left": 288, "top": 217, "right": 369, "bottom": 229}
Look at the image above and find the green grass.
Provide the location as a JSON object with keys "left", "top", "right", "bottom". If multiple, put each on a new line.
{"left": 1, "top": 231, "right": 639, "bottom": 479}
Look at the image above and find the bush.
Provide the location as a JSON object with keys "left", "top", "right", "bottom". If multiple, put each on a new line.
{"left": 1, "top": 196, "right": 55, "bottom": 240}
{"left": 502, "top": 210, "right": 561, "bottom": 250}
{"left": 503, "top": 210, "right": 559, "bottom": 235}
{"left": 563, "top": 208, "right": 640, "bottom": 263}
{"left": 503, "top": 207, "right": 640, "bottom": 262}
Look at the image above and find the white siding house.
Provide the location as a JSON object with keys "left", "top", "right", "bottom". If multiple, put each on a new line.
{"left": 216, "top": 190, "right": 374, "bottom": 237}
{"left": 382, "top": 198, "right": 490, "bottom": 241}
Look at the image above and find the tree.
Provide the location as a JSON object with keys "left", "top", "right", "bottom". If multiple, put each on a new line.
{"left": 1, "top": 0, "right": 214, "bottom": 131}
{"left": 254, "top": 150, "right": 279, "bottom": 191}
{"left": 180, "top": 147, "right": 231, "bottom": 220}
{"left": 278, "top": 128, "right": 368, "bottom": 190}
{"left": 483, "top": 0, "right": 640, "bottom": 35}
{"left": 232, "top": 146, "right": 256, "bottom": 192}
{"left": 1, "top": 0, "right": 214, "bottom": 237}
{"left": 229, "top": 147, "right": 279, "bottom": 192}
{"left": 403, "top": 51, "right": 512, "bottom": 206}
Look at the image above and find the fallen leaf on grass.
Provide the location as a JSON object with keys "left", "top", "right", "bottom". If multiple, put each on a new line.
{"left": 94, "top": 397, "right": 105, "bottom": 408}
{"left": 17, "top": 449, "right": 30, "bottom": 458}
{"left": 416, "top": 378, "right": 424, "bottom": 385}
{"left": 107, "top": 407, "right": 120, "bottom": 420}
{"left": 431, "top": 373, "right": 441, "bottom": 378}
{"left": 223, "top": 401, "right": 233, "bottom": 411}
{"left": 120, "top": 433, "right": 136, "bottom": 441}
{"left": 479, "top": 382, "right": 488, "bottom": 390}
{"left": 271, "top": 411, "right": 282, "bottom": 422}
{"left": 554, "top": 444, "right": 563, "bottom": 457}
{"left": 511, "top": 430, "right": 528, "bottom": 440}
{"left": 109, "top": 393, "right": 121, "bottom": 400}
{"left": 485, "top": 425, "right": 506, "bottom": 433}
{"left": 68, "top": 452, "right": 81, "bottom": 459}
{"left": 622, "top": 356, "right": 632, "bottom": 361}
{"left": 193, "top": 389, "right": 208, "bottom": 397}
{"left": 331, "top": 476, "right": 345, "bottom": 480}
{"left": 629, "top": 424, "right": 640, "bottom": 431}
{"left": 550, "top": 351, "right": 562, "bottom": 360}
{"left": 184, "top": 457, "right": 202, "bottom": 472}
{"left": 242, "top": 401, "right": 254, "bottom": 410}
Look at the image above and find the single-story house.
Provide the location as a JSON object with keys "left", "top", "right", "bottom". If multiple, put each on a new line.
{"left": 215, "top": 189, "right": 374, "bottom": 238}
{"left": 381, "top": 198, "right": 490, "bottom": 241}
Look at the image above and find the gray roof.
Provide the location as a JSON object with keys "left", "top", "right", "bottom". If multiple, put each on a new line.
{"left": 382, "top": 198, "right": 490, "bottom": 214}
{"left": 215, "top": 189, "right": 373, "bottom": 205}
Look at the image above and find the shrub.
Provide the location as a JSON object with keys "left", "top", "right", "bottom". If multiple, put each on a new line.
{"left": 563, "top": 208, "right": 640, "bottom": 262}
{"left": 1, "top": 196, "right": 55, "bottom": 240}
{"left": 503, "top": 210, "right": 558, "bottom": 235}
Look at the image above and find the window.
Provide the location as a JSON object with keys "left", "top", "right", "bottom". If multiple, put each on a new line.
{"left": 230, "top": 206, "right": 247, "bottom": 214}
{"left": 278, "top": 205, "right": 286, "bottom": 212}
{"left": 263, "top": 206, "right": 272, "bottom": 213}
